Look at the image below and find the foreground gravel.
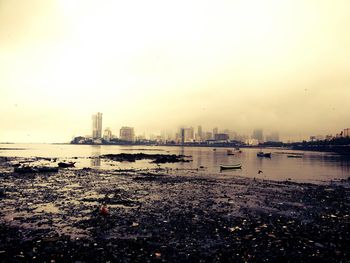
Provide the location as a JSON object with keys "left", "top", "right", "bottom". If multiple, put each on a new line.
{"left": 0, "top": 158, "right": 349, "bottom": 262}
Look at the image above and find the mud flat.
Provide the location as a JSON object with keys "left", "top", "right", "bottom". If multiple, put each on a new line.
{"left": 0, "top": 157, "right": 349, "bottom": 262}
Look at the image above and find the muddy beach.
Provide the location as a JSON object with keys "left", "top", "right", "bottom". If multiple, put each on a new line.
{"left": 0, "top": 156, "right": 349, "bottom": 262}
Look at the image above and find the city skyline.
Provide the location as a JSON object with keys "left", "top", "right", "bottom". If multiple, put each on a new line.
{"left": 72, "top": 112, "right": 346, "bottom": 144}
{"left": 1, "top": 0, "right": 350, "bottom": 143}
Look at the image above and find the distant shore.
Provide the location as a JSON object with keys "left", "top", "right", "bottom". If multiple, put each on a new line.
{"left": 67, "top": 141, "right": 350, "bottom": 155}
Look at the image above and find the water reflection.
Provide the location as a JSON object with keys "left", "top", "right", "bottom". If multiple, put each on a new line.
{"left": 1, "top": 143, "right": 350, "bottom": 183}
{"left": 90, "top": 145, "right": 101, "bottom": 167}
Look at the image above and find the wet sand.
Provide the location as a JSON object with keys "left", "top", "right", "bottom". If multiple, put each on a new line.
{"left": 0, "top": 157, "right": 349, "bottom": 262}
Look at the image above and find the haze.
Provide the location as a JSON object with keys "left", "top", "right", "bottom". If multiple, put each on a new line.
{"left": 1, "top": 0, "right": 349, "bottom": 143}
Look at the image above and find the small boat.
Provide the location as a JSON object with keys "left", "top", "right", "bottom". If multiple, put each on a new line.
{"left": 58, "top": 162, "right": 76, "bottom": 168}
{"left": 257, "top": 152, "right": 271, "bottom": 158}
{"left": 227, "top": 150, "right": 235, "bottom": 155}
{"left": 213, "top": 148, "right": 217, "bottom": 151}
{"left": 220, "top": 163, "right": 242, "bottom": 170}
{"left": 287, "top": 155, "right": 303, "bottom": 158}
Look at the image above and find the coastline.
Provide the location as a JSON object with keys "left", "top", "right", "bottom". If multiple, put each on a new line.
{"left": 0, "top": 157, "right": 349, "bottom": 262}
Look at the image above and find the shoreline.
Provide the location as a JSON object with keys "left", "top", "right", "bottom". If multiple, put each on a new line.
{"left": 0, "top": 157, "right": 349, "bottom": 262}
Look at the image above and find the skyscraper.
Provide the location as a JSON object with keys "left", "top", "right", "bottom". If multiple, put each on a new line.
{"left": 92, "top": 112, "right": 103, "bottom": 139}
{"left": 103, "top": 128, "right": 112, "bottom": 141}
{"left": 120, "top": 127, "right": 135, "bottom": 141}
{"left": 197, "top": 125, "right": 203, "bottom": 141}
{"left": 252, "top": 129, "right": 264, "bottom": 143}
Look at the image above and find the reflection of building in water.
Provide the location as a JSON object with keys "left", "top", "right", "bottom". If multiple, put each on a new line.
{"left": 91, "top": 157, "right": 101, "bottom": 167}
{"left": 92, "top": 112, "right": 103, "bottom": 139}
{"left": 120, "top": 127, "right": 135, "bottom": 141}
{"left": 91, "top": 145, "right": 101, "bottom": 167}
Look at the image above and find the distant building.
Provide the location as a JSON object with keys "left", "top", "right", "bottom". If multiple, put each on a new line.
{"left": 92, "top": 112, "right": 103, "bottom": 139}
{"left": 213, "top": 127, "right": 218, "bottom": 136}
{"left": 184, "top": 127, "right": 194, "bottom": 142}
{"left": 252, "top": 129, "right": 264, "bottom": 143}
{"left": 103, "top": 128, "right": 112, "bottom": 141}
{"left": 265, "top": 132, "right": 280, "bottom": 142}
{"left": 214, "top": 133, "right": 229, "bottom": 141}
{"left": 120, "top": 127, "right": 135, "bottom": 142}
{"left": 343, "top": 128, "right": 350, "bottom": 137}
{"left": 204, "top": 132, "right": 213, "bottom": 141}
{"left": 223, "top": 129, "right": 237, "bottom": 140}
{"left": 245, "top": 138, "right": 259, "bottom": 146}
{"left": 179, "top": 128, "right": 185, "bottom": 144}
{"left": 196, "top": 125, "right": 203, "bottom": 141}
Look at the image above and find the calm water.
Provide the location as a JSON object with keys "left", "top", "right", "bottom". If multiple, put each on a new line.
{"left": 1, "top": 143, "right": 350, "bottom": 183}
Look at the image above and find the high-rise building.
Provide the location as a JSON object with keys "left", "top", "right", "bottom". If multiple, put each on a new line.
{"left": 343, "top": 128, "right": 350, "bottom": 137}
{"left": 213, "top": 127, "right": 218, "bottom": 136}
{"left": 197, "top": 125, "right": 203, "bottom": 141}
{"left": 265, "top": 132, "right": 280, "bottom": 142}
{"left": 214, "top": 133, "right": 229, "bottom": 141}
{"left": 252, "top": 129, "right": 264, "bottom": 143}
{"left": 180, "top": 128, "right": 185, "bottom": 144}
{"left": 103, "top": 128, "right": 112, "bottom": 141}
{"left": 183, "top": 127, "right": 194, "bottom": 142}
{"left": 92, "top": 112, "right": 103, "bottom": 139}
{"left": 120, "top": 127, "right": 135, "bottom": 141}
{"left": 179, "top": 127, "right": 194, "bottom": 143}
{"left": 204, "top": 132, "right": 213, "bottom": 141}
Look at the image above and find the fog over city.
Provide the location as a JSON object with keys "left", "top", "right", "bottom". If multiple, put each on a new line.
{"left": 1, "top": 0, "right": 349, "bottom": 142}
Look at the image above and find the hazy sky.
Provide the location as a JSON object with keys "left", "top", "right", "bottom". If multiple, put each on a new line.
{"left": 1, "top": 0, "right": 349, "bottom": 142}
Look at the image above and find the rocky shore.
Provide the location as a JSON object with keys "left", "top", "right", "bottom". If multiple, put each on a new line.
{"left": 0, "top": 157, "right": 349, "bottom": 262}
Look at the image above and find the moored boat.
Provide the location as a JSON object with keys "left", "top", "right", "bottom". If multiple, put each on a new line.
{"left": 287, "top": 155, "right": 303, "bottom": 158}
{"left": 220, "top": 163, "right": 242, "bottom": 170}
{"left": 257, "top": 152, "right": 271, "bottom": 158}
{"left": 227, "top": 150, "right": 235, "bottom": 155}
{"left": 58, "top": 162, "right": 76, "bottom": 168}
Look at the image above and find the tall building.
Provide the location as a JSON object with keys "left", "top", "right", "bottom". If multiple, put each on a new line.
{"left": 214, "top": 133, "right": 229, "bottom": 141}
{"left": 120, "top": 127, "right": 135, "bottom": 141}
{"left": 343, "top": 128, "right": 350, "bottom": 137}
{"left": 185, "top": 127, "right": 194, "bottom": 142}
{"left": 252, "top": 129, "right": 264, "bottom": 143}
{"left": 204, "top": 132, "right": 213, "bottom": 141}
{"left": 197, "top": 125, "right": 203, "bottom": 141}
{"left": 265, "top": 132, "right": 280, "bottom": 142}
{"left": 103, "top": 128, "right": 112, "bottom": 141}
{"left": 180, "top": 128, "right": 185, "bottom": 144}
{"left": 92, "top": 112, "right": 103, "bottom": 139}
{"left": 179, "top": 127, "right": 194, "bottom": 143}
{"left": 213, "top": 127, "right": 218, "bottom": 136}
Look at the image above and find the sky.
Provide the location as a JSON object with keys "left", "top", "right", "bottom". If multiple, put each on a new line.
{"left": 0, "top": 0, "right": 349, "bottom": 143}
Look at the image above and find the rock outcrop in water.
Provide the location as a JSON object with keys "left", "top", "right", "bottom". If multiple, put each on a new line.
{"left": 101, "top": 153, "right": 191, "bottom": 163}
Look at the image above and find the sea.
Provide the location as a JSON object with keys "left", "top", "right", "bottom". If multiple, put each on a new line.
{"left": 1, "top": 143, "right": 350, "bottom": 184}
